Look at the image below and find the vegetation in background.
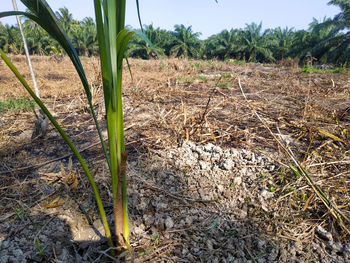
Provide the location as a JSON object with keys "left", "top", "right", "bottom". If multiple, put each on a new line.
{"left": 0, "top": 0, "right": 349, "bottom": 66}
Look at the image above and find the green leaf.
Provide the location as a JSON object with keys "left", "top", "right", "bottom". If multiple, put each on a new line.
{"left": 10, "top": 0, "right": 111, "bottom": 172}
{"left": 135, "top": 0, "right": 143, "bottom": 32}
{"left": 134, "top": 30, "right": 162, "bottom": 58}
{"left": 117, "top": 29, "right": 135, "bottom": 66}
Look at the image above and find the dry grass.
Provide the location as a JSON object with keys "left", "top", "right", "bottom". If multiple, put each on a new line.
{"left": 0, "top": 55, "right": 349, "bottom": 260}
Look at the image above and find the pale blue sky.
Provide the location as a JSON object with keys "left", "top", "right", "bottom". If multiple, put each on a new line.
{"left": 0, "top": 0, "right": 340, "bottom": 39}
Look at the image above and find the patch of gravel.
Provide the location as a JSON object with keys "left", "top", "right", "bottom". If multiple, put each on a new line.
{"left": 128, "top": 141, "right": 350, "bottom": 262}
{"left": 0, "top": 216, "right": 76, "bottom": 263}
{"left": 1, "top": 141, "right": 349, "bottom": 262}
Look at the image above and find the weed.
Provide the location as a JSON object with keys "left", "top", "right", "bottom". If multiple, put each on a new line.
{"left": 182, "top": 169, "right": 188, "bottom": 177}
{"left": 301, "top": 193, "right": 308, "bottom": 202}
{"left": 217, "top": 82, "right": 231, "bottom": 88}
{"left": 224, "top": 229, "right": 238, "bottom": 238}
{"left": 268, "top": 184, "right": 277, "bottom": 193}
{"left": 197, "top": 74, "right": 208, "bottom": 81}
{"left": 191, "top": 63, "right": 201, "bottom": 70}
{"left": 256, "top": 252, "right": 267, "bottom": 258}
{"left": 178, "top": 76, "right": 194, "bottom": 84}
{"left": 34, "top": 241, "right": 47, "bottom": 257}
{"left": 222, "top": 72, "right": 231, "bottom": 78}
{"left": 260, "top": 171, "right": 268, "bottom": 179}
{"left": 0, "top": 98, "right": 34, "bottom": 114}
{"left": 14, "top": 208, "right": 26, "bottom": 222}
{"left": 300, "top": 65, "right": 349, "bottom": 74}
{"left": 279, "top": 168, "right": 287, "bottom": 185}
{"left": 284, "top": 187, "right": 296, "bottom": 194}
{"left": 227, "top": 59, "right": 246, "bottom": 66}
{"left": 151, "top": 233, "right": 160, "bottom": 246}
{"left": 205, "top": 219, "right": 219, "bottom": 235}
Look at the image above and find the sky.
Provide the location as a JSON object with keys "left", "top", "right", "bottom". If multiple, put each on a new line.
{"left": 0, "top": 0, "right": 341, "bottom": 39}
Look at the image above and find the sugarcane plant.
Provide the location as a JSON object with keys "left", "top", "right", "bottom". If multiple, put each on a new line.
{"left": 0, "top": 0, "right": 154, "bottom": 251}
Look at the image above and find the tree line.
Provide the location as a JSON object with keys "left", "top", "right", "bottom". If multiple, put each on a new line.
{"left": 0, "top": 0, "right": 349, "bottom": 66}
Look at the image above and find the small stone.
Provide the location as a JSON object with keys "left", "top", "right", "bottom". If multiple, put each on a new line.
{"left": 251, "top": 152, "right": 256, "bottom": 163}
{"left": 185, "top": 216, "right": 193, "bottom": 225}
{"left": 316, "top": 225, "right": 333, "bottom": 241}
{"left": 267, "top": 164, "right": 275, "bottom": 171}
{"left": 206, "top": 239, "right": 213, "bottom": 250}
{"left": 143, "top": 214, "right": 154, "bottom": 227}
{"left": 213, "top": 146, "right": 222, "bottom": 153}
{"left": 211, "top": 153, "right": 221, "bottom": 162}
{"left": 181, "top": 247, "right": 189, "bottom": 256}
{"left": 178, "top": 219, "right": 185, "bottom": 227}
{"left": 227, "top": 253, "right": 234, "bottom": 262}
{"left": 343, "top": 244, "right": 350, "bottom": 254}
{"left": 260, "top": 188, "right": 274, "bottom": 199}
{"left": 165, "top": 217, "right": 174, "bottom": 229}
{"left": 58, "top": 248, "right": 70, "bottom": 261}
{"left": 217, "top": 184, "right": 224, "bottom": 193}
{"left": 199, "top": 161, "right": 210, "bottom": 170}
{"left": 156, "top": 202, "right": 168, "bottom": 210}
{"left": 139, "top": 199, "right": 148, "bottom": 210}
{"left": 12, "top": 248, "right": 24, "bottom": 259}
{"left": 204, "top": 143, "right": 215, "bottom": 152}
{"left": 134, "top": 224, "right": 145, "bottom": 235}
{"left": 329, "top": 241, "right": 343, "bottom": 252}
{"left": 234, "top": 176, "right": 242, "bottom": 186}
{"left": 0, "top": 255, "right": 9, "bottom": 263}
{"left": 186, "top": 141, "right": 196, "bottom": 149}
{"left": 257, "top": 240, "right": 265, "bottom": 249}
{"left": 230, "top": 149, "right": 240, "bottom": 158}
{"left": 1, "top": 240, "right": 10, "bottom": 249}
{"left": 221, "top": 159, "right": 234, "bottom": 170}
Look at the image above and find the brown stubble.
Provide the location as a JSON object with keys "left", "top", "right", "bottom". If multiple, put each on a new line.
{"left": 1, "top": 55, "right": 349, "bottom": 250}
{"left": 114, "top": 150, "right": 128, "bottom": 248}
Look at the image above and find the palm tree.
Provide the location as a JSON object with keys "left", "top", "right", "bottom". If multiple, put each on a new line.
{"left": 0, "top": 22, "right": 7, "bottom": 51}
{"left": 307, "top": 18, "right": 340, "bottom": 63}
{"left": 23, "top": 18, "right": 55, "bottom": 55}
{"left": 126, "top": 24, "right": 166, "bottom": 59}
{"left": 240, "top": 22, "right": 275, "bottom": 62}
{"left": 170, "top": 24, "right": 201, "bottom": 58}
{"left": 271, "top": 27, "right": 295, "bottom": 60}
{"left": 70, "top": 17, "right": 98, "bottom": 56}
{"left": 328, "top": 0, "right": 350, "bottom": 30}
{"left": 206, "top": 29, "right": 242, "bottom": 60}
{"left": 2, "top": 24, "right": 22, "bottom": 54}
{"left": 308, "top": 1, "right": 350, "bottom": 66}
{"left": 55, "top": 7, "right": 75, "bottom": 34}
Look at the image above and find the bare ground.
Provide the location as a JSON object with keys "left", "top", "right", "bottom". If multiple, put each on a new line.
{"left": 0, "top": 55, "right": 349, "bottom": 262}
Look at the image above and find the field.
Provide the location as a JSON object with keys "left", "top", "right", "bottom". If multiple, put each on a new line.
{"left": 0, "top": 55, "right": 349, "bottom": 262}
